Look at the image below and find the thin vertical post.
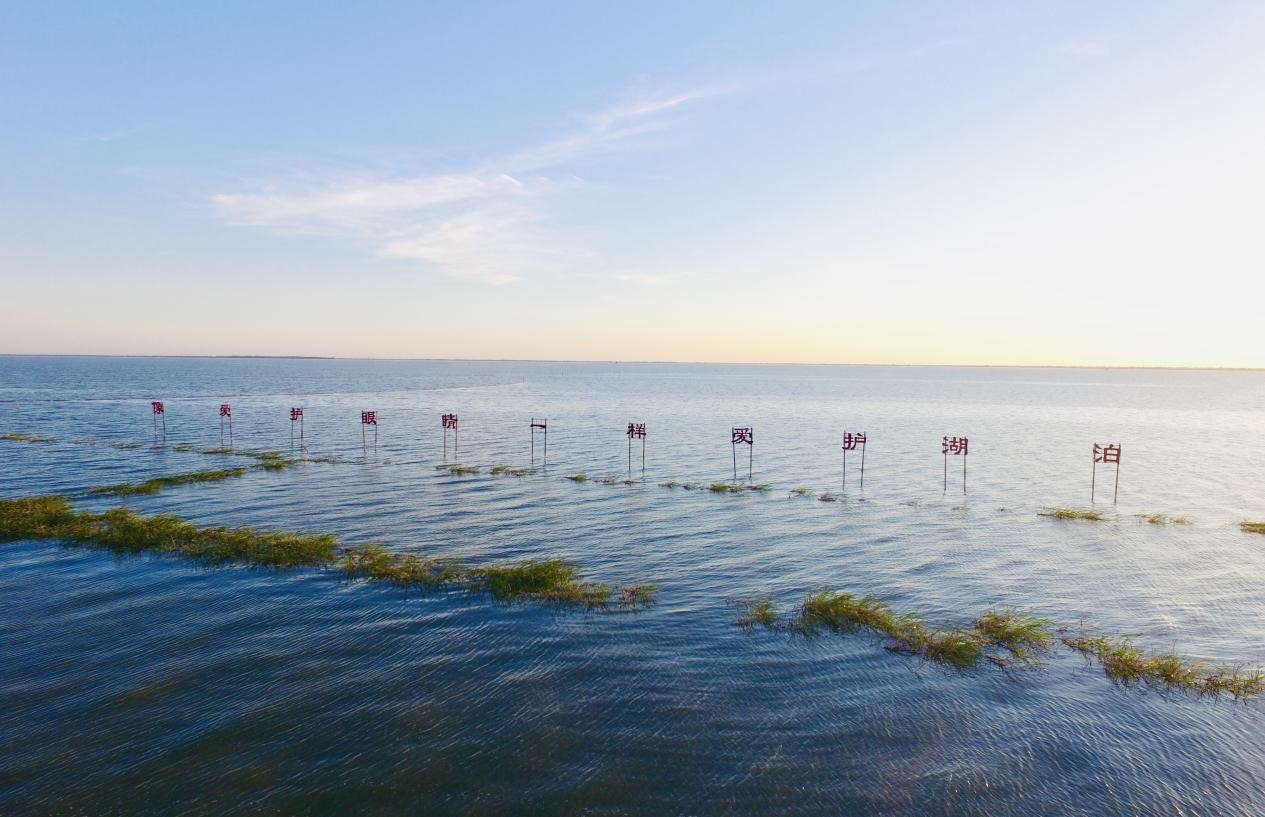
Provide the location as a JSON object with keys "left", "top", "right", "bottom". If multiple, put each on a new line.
{"left": 444, "top": 428, "right": 448, "bottom": 461}
{"left": 748, "top": 440, "right": 752, "bottom": 482}
{"left": 1113, "top": 459, "right": 1120, "bottom": 505}
{"left": 943, "top": 451, "right": 948, "bottom": 493}
{"left": 641, "top": 436, "right": 645, "bottom": 473}
{"left": 842, "top": 447, "right": 847, "bottom": 493}
{"left": 962, "top": 454, "right": 967, "bottom": 495}
{"left": 732, "top": 440, "right": 737, "bottom": 480}
{"left": 543, "top": 425, "right": 547, "bottom": 464}
{"left": 628, "top": 435, "right": 632, "bottom": 475}
{"left": 362, "top": 423, "right": 366, "bottom": 453}
{"left": 531, "top": 419, "right": 535, "bottom": 465}
{"left": 859, "top": 441, "right": 866, "bottom": 492}
{"left": 1091, "top": 455, "right": 1097, "bottom": 503}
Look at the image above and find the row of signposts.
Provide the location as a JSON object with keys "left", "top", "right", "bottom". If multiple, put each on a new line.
{"left": 145, "top": 401, "right": 1124, "bottom": 502}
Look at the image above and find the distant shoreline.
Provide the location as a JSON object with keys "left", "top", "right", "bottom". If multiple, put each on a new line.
{"left": 0, "top": 354, "right": 1262, "bottom": 372}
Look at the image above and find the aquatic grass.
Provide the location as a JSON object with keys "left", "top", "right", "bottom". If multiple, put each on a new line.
{"left": 1039, "top": 507, "right": 1106, "bottom": 521}
{"left": 110, "top": 441, "right": 142, "bottom": 450}
{"left": 748, "top": 483, "right": 771, "bottom": 492}
{"left": 818, "top": 493, "right": 837, "bottom": 502}
{"left": 89, "top": 467, "right": 249, "bottom": 497}
{"left": 1139, "top": 513, "right": 1192, "bottom": 525}
{"left": 436, "top": 464, "right": 481, "bottom": 475}
{"left": 490, "top": 465, "right": 528, "bottom": 477}
{"left": 789, "top": 486, "right": 814, "bottom": 496}
{"left": 708, "top": 482, "right": 744, "bottom": 493}
{"left": 0, "top": 495, "right": 649, "bottom": 611}
{"left": 1240, "top": 521, "right": 1265, "bottom": 535}
{"left": 734, "top": 596, "right": 780, "bottom": 629}
{"left": 1059, "top": 627, "right": 1264, "bottom": 700}
{"left": 659, "top": 480, "right": 680, "bottom": 489}
{"left": 973, "top": 610, "right": 1054, "bottom": 666}
{"left": 1, "top": 432, "right": 55, "bottom": 443}
{"left": 567, "top": 472, "right": 589, "bottom": 482}
{"left": 251, "top": 451, "right": 299, "bottom": 470}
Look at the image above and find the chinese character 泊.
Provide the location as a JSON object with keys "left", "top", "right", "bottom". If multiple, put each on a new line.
{"left": 1093, "top": 443, "right": 1121, "bottom": 464}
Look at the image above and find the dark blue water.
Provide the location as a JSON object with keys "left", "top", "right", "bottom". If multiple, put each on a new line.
{"left": 3, "top": 357, "right": 1265, "bottom": 815}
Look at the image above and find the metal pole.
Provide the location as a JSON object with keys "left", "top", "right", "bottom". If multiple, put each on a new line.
{"left": 943, "top": 451, "right": 947, "bottom": 493}
{"left": 748, "top": 442, "right": 752, "bottom": 482}
{"left": 628, "top": 435, "right": 632, "bottom": 475}
{"left": 1113, "top": 460, "right": 1120, "bottom": 505}
{"left": 962, "top": 454, "right": 967, "bottom": 495}
{"left": 732, "top": 441, "right": 737, "bottom": 480}
{"left": 641, "top": 437, "right": 645, "bottom": 473}
{"left": 1091, "top": 456, "right": 1097, "bottom": 503}
{"left": 444, "top": 429, "right": 448, "bottom": 461}
{"left": 842, "top": 447, "right": 847, "bottom": 493}
{"left": 543, "top": 425, "right": 547, "bottom": 465}
{"left": 860, "top": 442, "right": 866, "bottom": 492}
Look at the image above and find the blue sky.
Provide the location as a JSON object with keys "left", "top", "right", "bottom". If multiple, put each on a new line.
{"left": 3, "top": 2, "right": 1264, "bottom": 365}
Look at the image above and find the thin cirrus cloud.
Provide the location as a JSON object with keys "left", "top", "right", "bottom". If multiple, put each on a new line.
{"left": 210, "top": 86, "right": 727, "bottom": 283}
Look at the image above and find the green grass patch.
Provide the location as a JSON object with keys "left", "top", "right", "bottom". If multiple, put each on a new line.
{"left": 436, "top": 464, "right": 481, "bottom": 475}
{"left": 1, "top": 495, "right": 650, "bottom": 612}
{"left": 1, "top": 432, "right": 55, "bottom": 443}
{"left": 1039, "top": 507, "right": 1106, "bottom": 521}
{"left": 89, "top": 467, "right": 249, "bottom": 497}
{"left": 567, "top": 472, "right": 588, "bottom": 482}
{"left": 1059, "top": 627, "right": 1264, "bottom": 700}
{"left": 490, "top": 465, "right": 528, "bottom": 477}
{"left": 974, "top": 610, "right": 1054, "bottom": 666}
{"left": 709, "top": 482, "right": 744, "bottom": 493}
{"left": 734, "top": 596, "right": 780, "bottom": 629}
{"left": 110, "top": 442, "right": 142, "bottom": 450}
{"left": 789, "top": 486, "right": 814, "bottom": 496}
{"left": 1139, "top": 513, "right": 1191, "bottom": 525}
{"left": 748, "top": 483, "right": 771, "bottom": 492}
{"left": 1240, "top": 521, "right": 1265, "bottom": 535}
{"left": 659, "top": 480, "right": 680, "bottom": 488}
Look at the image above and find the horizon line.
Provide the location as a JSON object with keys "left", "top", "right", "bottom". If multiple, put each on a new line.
{"left": 1, "top": 353, "right": 1263, "bottom": 373}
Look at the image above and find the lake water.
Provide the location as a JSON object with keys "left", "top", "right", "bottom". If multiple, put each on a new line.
{"left": 3, "top": 356, "right": 1265, "bottom": 816}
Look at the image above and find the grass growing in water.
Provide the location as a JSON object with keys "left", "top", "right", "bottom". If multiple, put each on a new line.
{"left": 1059, "top": 627, "right": 1264, "bottom": 700}
{"left": 734, "top": 596, "right": 779, "bottom": 629}
{"left": 709, "top": 482, "right": 745, "bottom": 493}
{"left": 436, "top": 464, "right": 481, "bottom": 475}
{"left": 1241, "top": 521, "right": 1265, "bottom": 535}
{"left": 1039, "top": 508, "right": 1106, "bottom": 521}
{"left": 789, "top": 486, "right": 814, "bottom": 496}
{"left": 90, "top": 467, "right": 248, "bottom": 497}
{"left": 567, "top": 473, "right": 588, "bottom": 482}
{"left": 974, "top": 610, "right": 1054, "bottom": 666}
{"left": 1, "top": 432, "right": 55, "bottom": 443}
{"left": 1139, "top": 513, "right": 1191, "bottom": 525}
{"left": 659, "top": 480, "right": 680, "bottom": 489}
{"left": 0, "top": 495, "right": 653, "bottom": 611}
{"left": 490, "top": 465, "right": 528, "bottom": 477}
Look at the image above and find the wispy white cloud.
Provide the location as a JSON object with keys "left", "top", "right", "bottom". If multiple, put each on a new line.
{"left": 211, "top": 86, "right": 727, "bottom": 283}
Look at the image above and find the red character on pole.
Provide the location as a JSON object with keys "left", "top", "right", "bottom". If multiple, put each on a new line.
{"left": 151, "top": 401, "right": 166, "bottom": 435}
{"left": 219, "top": 403, "right": 233, "bottom": 447}
{"left": 841, "top": 431, "right": 867, "bottom": 492}
{"left": 942, "top": 435, "right": 968, "bottom": 494}
{"left": 731, "top": 427, "right": 753, "bottom": 481}
{"left": 627, "top": 422, "right": 646, "bottom": 474}
{"left": 361, "top": 411, "right": 378, "bottom": 454}
{"left": 290, "top": 407, "right": 304, "bottom": 449}
{"left": 530, "top": 418, "right": 548, "bottom": 465}
{"left": 442, "top": 413, "right": 459, "bottom": 460}
{"left": 1092, "top": 443, "right": 1122, "bottom": 504}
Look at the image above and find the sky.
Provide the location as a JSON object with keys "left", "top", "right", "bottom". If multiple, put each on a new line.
{"left": 2, "top": 2, "right": 1264, "bottom": 367}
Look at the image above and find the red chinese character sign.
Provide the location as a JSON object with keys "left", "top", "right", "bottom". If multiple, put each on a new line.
{"left": 627, "top": 422, "right": 646, "bottom": 475}
{"left": 442, "top": 413, "right": 459, "bottom": 460}
{"left": 1092, "top": 442, "right": 1122, "bottom": 504}
{"left": 731, "top": 426, "right": 753, "bottom": 481}
{"left": 219, "top": 403, "right": 233, "bottom": 448}
{"left": 290, "top": 407, "right": 304, "bottom": 449}
{"left": 841, "top": 431, "right": 867, "bottom": 493}
{"left": 530, "top": 418, "right": 548, "bottom": 465}
{"left": 942, "top": 435, "right": 968, "bottom": 494}
{"left": 361, "top": 410, "right": 378, "bottom": 454}
{"left": 151, "top": 401, "right": 166, "bottom": 436}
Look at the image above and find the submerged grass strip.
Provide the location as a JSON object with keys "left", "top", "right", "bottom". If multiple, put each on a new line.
{"left": 90, "top": 467, "right": 249, "bottom": 497}
{"left": 737, "top": 588, "right": 1261, "bottom": 700}
{"left": 1241, "top": 521, "right": 1265, "bottom": 535}
{"left": 1, "top": 432, "right": 56, "bottom": 443}
{"left": 1059, "top": 627, "right": 1264, "bottom": 700}
{"left": 0, "top": 495, "right": 654, "bottom": 611}
{"left": 1039, "top": 507, "right": 1106, "bottom": 521}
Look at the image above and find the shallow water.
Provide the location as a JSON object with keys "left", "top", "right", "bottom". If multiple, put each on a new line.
{"left": 2, "top": 357, "right": 1264, "bottom": 815}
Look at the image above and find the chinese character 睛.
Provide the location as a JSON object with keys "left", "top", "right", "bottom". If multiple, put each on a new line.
{"left": 442, "top": 413, "right": 458, "bottom": 429}
{"left": 151, "top": 401, "right": 165, "bottom": 415}
{"left": 1093, "top": 442, "right": 1121, "bottom": 463}
{"left": 290, "top": 407, "right": 303, "bottom": 421}
{"left": 842, "top": 432, "right": 867, "bottom": 451}
{"left": 942, "top": 436, "right": 968, "bottom": 455}
{"left": 627, "top": 422, "right": 646, "bottom": 439}
{"left": 731, "top": 427, "right": 753, "bottom": 445}
{"left": 361, "top": 411, "right": 377, "bottom": 425}
{"left": 220, "top": 404, "right": 232, "bottom": 418}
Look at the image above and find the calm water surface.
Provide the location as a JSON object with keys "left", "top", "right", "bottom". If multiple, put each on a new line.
{"left": 2, "top": 357, "right": 1265, "bottom": 815}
